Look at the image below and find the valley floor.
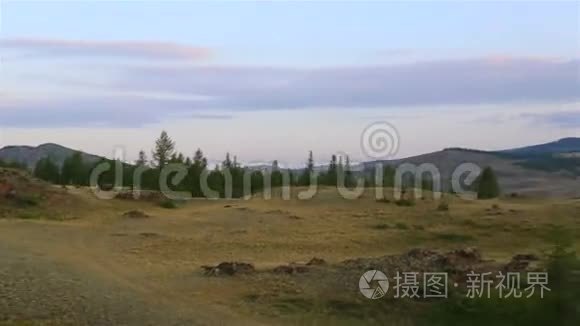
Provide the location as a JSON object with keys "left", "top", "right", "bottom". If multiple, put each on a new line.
{"left": 1, "top": 187, "right": 579, "bottom": 325}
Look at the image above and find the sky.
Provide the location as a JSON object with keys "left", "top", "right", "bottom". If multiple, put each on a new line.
{"left": 0, "top": 1, "right": 579, "bottom": 166}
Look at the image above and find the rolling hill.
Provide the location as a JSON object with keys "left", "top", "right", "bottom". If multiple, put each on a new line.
{"left": 0, "top": 143, "right": 102, "bottom": 169}
{"left": 1, "top": 138, "right": 579, "bottom": 197}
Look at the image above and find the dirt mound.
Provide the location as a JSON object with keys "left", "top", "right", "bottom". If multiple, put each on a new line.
{"left": 503, "top": 253, "right": 540, "bottom": 272}
{"left": 340, "top": 247, "right": 521, "bottom": 279}
{"left": 0, "top": 168, "right": 74, "bottom": 208}
{"left": 122, "top": 210, "right": 150, "bottom": 219}
{"left": 201, "top": 262, "right": 255, "bottom": 276}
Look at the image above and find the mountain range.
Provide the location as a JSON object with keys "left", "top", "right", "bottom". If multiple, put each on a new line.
{"left": 0, "top": 143, "right": 102, "bottom": 169}
{"left": 1, "top": 138, "right": 579, "bottom": 197}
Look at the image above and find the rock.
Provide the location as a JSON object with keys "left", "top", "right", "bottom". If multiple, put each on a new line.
{"left": 272, "top": 264, "right": 309, "bottom": 274}
{"left": 503, "top": 254, "right": 540, "bottom": 272}
{"left": 122, "top": 210, "right": 150, "bottom": 218}
{"left": 446, "top": 247, "right": 482, "bottom": 262}
{"left": 272, "top": 265, "right": 294, "bottom": 274}
{"left": 0, "top": 181, "right": 15, "bottom": 198}
{"left": 306, "top": 257, "right": 326, "bottom": 266}
{"left": 512, "top": 254, "right": 539, "bottom": 261}
{"left": 202, "top": 262, "right": 255, "bottom": 276}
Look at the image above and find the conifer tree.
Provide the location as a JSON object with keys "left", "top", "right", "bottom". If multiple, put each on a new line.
{"left": 152, "top": 131, "right": 175, "bottom": 168}
{"left": 299, "top": 151, "right": 315, "bottom": 186}
{"left": 477, "top": 166, "right": 500, "bottom": 199}
{"left": 190, "top": 148, "right": 208, "bottom": 197}
{"left": 136, "top": 150, "right": 148, "bottom": 166}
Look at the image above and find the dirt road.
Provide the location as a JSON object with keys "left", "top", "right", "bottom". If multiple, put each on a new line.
{"left": 0, "top": 220, "right": 250, "bottom": 325}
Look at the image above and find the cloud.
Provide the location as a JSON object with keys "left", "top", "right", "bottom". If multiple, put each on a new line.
{"left": 521, "top": 110, "right": 580, "bottom": 128}
{"left": 107, "top": 57, "right": 579, "bottom": 110}
{"left": 0, "top": 95, "right": 230, "bottom": 128}
{"left": 2, "top": 56, "right": 578, "bottom": 128}
{"left": 0, "top": 38, "right": 212, "bottom": 61}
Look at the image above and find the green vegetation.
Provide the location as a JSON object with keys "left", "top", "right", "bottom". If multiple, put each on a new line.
{"left": 0, "top": 159, "right": 27, "bottom": 170}
{"left": 395, "top": 198, "right": 415, "bottom": 207}
{"left": 434, "top": 233, "right": 474, "bottom": 242}
{"left": 477, "top": 166, "right": 500, "bottom": 199}
{"left": 159, "top": 199, "right": 178, "bottom": 209}
{"left": 437, "top": 202, "right": 450, "bottom": 211}
{"left": 425, "top": 242, "right": 580, "bottom": 326}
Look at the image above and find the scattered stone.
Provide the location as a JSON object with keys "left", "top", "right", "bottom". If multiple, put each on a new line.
{"left": 110, "top": 232, "right": 128, "bottom": 237}
{"left": 122, "top": 210, "right": 150, "bottom": 219}
{"left": 306, "top": 257, "right": 326, "bottom": 266}
{"left": 139, "top": 232, "right": 160, "bottom": 238}
{"left": 272, "top": 264, "right": 309, "bottom": 274}
{"left": 503, "top": 254, "right": 540, "bottom": 272}
{"left": 202, "top": 262, "right": 255, "bottom": 276}
{"left": 512, "top": 254, "right": 539, "bottom": 261}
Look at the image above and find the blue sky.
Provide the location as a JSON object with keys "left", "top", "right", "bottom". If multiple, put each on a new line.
{"left": 0, "top": 1, "right": 579, "bottom": 165}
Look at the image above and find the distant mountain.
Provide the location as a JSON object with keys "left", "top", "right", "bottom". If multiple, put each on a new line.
{"left": 1, "top": 137, "right": 579, "bottom": 197}
{"left": 501, "top": 137, "right": 580, "bottom": 155}
{"left": 0, "top": 143, "right": 103, "bottom": 169}
{"left": 363, "top": 145, "right": 580, "bottom": 198}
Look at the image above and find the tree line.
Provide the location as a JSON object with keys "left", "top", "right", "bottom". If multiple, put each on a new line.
{"left": 30, "top": 131, "right": 500, "bottom": 199}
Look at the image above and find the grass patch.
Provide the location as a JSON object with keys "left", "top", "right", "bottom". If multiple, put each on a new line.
{"left": 371, "top": 223, "right": 391, "bottom": 230}
{"left": 159, "top": 199, "right": 178, "bottom": 209}
{"left": 16, "top": 211, "right": 43, "bottom": 220}
{"left": 395, "top": 199, "right": 415, "bottom": 207}
{"left": 394, "top": 222, "right": 409, "bottom": 230}
{"left": 436, "top": 202, "right": 449, "bottom": 211}
{"left": 433, "top": 232, "right": 474, "bottom": 242}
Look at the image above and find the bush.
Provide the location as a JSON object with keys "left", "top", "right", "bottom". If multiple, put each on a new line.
{"left": 159, "top": 200, "right": 178, "bottom": 209}
{"left": 424, "top": 243, "right": 580, "bottom": 326}
{"left": 394, "top": 222, "right": 409, "bottom": 230}
{"left": 476, "top": 166, "right": 500, "bottom": 199}
{"left": 437, "top": 202, "right": 449, "bottom": 211}
{"left": 395, "top": 199, "right": 415, "bottom": 207}
{"left": 14, "top": 195, "right": 39, "bottom": 208}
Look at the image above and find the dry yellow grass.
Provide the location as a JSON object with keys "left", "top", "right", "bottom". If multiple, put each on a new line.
{"left": 0, "top": 186, "right": 578, "bottom": 324}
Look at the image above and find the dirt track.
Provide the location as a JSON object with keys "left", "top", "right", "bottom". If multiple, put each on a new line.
{"left": 0, "top": 220, "right": 250, "bottom": 325}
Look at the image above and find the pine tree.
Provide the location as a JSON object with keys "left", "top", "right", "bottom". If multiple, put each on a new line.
{"left": 60, "top": 152, "right": 86, "bottom": 185}
{"left": 152, "top": 131, "right": 175, "bottom": 168}
{"left": 190, "top": 148, "right": 208, "bottom": 197}
{"left": 325, "top": 154, "right": 338, "bottom": 185}
{"left": 299, "top": 151, "right": 315, "bottom": 186}
{"left": 34, "top": 157, "right": 60, "bottom": 184}
{"left": 477, "top": 166, "right": 500, "bottom": 199}
{"left": 344, "top": 155, "right": 354, "bottom": 188}
{"left": 222, "top": 152, "right": 232, "bottom": 169}
{"left": 136, "top": 150, "right": 148, "bottom": 166}
{"left": 271, "top": 160, "right": 282, "bottom": 187}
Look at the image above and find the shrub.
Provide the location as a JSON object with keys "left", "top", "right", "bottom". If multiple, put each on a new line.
{"left": 395, "top": 199, "right": 415, "bottom": 207}
{"left": 14, "top": 195, "right": 39, "bottom": 208}
{"left": 159, "top": 200, "right": 178, "bottom": 209}
{"left": 437, "top": 202, "right": 449, "bottom": 211}
{"left": 372, "top": 223, "right": 391, "bottom": 230}
{"left": 394, "top": 222, "right": 409, "bottom": 230}
{"left": 476, "top": 166, "right": 500, "bottom": 199}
